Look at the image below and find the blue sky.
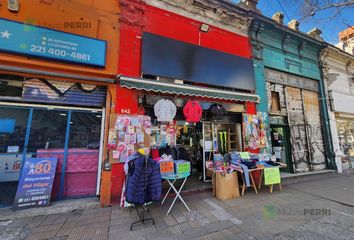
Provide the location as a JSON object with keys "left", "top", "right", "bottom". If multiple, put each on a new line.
{"left": 232, "top": 0, "right": 354, "bottom": 44}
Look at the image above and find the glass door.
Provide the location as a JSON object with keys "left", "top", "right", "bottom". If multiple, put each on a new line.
{"left": 0, "top": 106, "right": 31, "bottom": 207}
{"left": 27, "top": 108, "right": 69, "bottom": 199}
{"left": 270, "top": 125, "right": 293, "bottom": 173}
{"left": 202, "top": 122, "right": 212, "bottom": 182}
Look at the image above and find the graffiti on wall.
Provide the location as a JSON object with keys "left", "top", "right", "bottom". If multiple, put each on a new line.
{"left": 290, "top": 124, "right": 326, "bottom": 169}
{"left": 265, "top": 68, "right": 328, "bottom": 172}
{"left": 286, "top": 87, "right": 326, "bottom": 172}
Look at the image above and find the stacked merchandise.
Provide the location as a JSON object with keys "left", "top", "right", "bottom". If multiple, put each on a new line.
{"left": 157, "top": 153, "right": 191, "bottom": 178}
{"left": 150, "top": 145, "right": 191, "bottom": 178}
{"left": 151, "top": 122, "right": 177, "bottom": 148}
{"left": 230, "top": 151, "right": 280, "bottom": 188}
{"left": 208, "top": 153, "right": 242, "bottom": 200}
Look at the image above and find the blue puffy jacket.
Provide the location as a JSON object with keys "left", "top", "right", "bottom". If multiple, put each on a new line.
{"left": 126, "top": 156, "right": 162, "bottom": 205}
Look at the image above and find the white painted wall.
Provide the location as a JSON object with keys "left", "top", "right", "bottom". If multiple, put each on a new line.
{"left": 323, "top": 46, "right": 354, "bottom": 171}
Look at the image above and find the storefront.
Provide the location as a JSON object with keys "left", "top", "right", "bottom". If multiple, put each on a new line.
{"left": 0, "top": 1, "right": 119, "bottom": 207}
{"left": 266, "top": 68, "right": 326, "bottom": 172}
{"left": 249, "top": 13, "right": 335, "bottom": 173}
{"left": 321, "top": 46, "right": 354, "bottom": 171}
{"left": 0, "top": 76, "right": 108, "bottom": 207}
{"left": 110, "top": 1, "right": 262, "bottom": 202}
{"left": 116, "top": 77, "right": 259, "bottom": 184}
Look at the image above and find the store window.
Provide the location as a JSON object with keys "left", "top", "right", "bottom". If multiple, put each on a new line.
{"left": 0, "top": 106, "right": 104, "bottom": 206}
{"left": 27, "top": 109, "right": 68, "bottom": 153}
{"left": 337, "top": 119, "right": 354, "bottom": 168}
{"left": 0, "top": 107, "right": 30, "bottom": 206}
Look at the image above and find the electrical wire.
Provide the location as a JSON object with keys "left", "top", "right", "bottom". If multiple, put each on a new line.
{"left": 276, "top": 0, "right": 291, "bottom": 21}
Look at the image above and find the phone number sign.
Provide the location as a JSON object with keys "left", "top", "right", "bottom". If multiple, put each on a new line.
{"left": 0, "top": 18, "right": 106, "bottom": 67}
{"left": 13, "top": 157, "right": 58, "bottom": 210}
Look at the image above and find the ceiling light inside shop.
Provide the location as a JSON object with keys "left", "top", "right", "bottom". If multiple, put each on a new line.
{"left": 60, "top": 113, "right": 67, "bottom": 116}
{"left": 96, "top": 115, "right": 102, "bottom": 118}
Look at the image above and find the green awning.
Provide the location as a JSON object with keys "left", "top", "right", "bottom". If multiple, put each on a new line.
{"left": 119, "top": 76, "right": 260, "bottom": 103}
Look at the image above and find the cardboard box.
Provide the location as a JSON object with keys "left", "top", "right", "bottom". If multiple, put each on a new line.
{"left": 215, "top": 172, "right": 240, "bottom": 200}
{"left": 174, "top": 160, "right": 190, "bottom": 174}
{"left": 212, "top": 172, "right": 216, "bottom": 197}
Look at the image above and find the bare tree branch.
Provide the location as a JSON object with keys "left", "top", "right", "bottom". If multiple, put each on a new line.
{"left": 297, "top": 0, "right": 354, "bottom": 21}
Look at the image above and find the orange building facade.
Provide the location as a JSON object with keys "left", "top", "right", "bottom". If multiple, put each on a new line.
{"left": 0, "top": 0, "right": 119, "bottom": 207}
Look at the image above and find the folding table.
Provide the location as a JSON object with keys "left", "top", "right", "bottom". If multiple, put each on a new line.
{"left": 161, "top": 172, "right": 191, "bottom": 215}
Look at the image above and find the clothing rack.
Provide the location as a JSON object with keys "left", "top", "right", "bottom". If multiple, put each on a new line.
{"left": 130, "top": 155, "right": 155, "bottom": 231}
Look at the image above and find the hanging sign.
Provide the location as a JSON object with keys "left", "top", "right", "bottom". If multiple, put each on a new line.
{"left": 264, "top": 167, "right": 281, "bottom": 185}
{"left": 13, "top": 157, "right": 58, "bottom": 210}
{"left": 0, "top": 18, "right": 106, "bottom": 67}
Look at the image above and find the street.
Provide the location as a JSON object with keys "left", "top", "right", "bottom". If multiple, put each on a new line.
{"left": 1, "top": 170, "right": 353, "bottom": 240}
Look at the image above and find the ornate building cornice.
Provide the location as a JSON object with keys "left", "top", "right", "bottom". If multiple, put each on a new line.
{"left": 120, "top": 0, "right": 145, "bottom": 26}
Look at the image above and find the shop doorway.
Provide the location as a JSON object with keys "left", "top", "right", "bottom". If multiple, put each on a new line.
{"left": 270, "top": 125, "right": 293, "bottom": 173}
{"left": 176, "top": 121, "right": 203, "bottom": 175}
{"left": 202, "top": 122, "right": 242, "bottom": 182}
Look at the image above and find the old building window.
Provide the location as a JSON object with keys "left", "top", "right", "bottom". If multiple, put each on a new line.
{"left": 271, "top": 91, "right": 281, "bottom": 112}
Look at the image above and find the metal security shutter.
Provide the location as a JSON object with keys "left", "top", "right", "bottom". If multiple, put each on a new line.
{"left": 302, "top": 90, "right": 326, "bottom": 170}
{"left": 22, "top": 79, "right": 106, "bottom": 107}
{"left": 286, "top": 86, "right": 311, "bottom": 172}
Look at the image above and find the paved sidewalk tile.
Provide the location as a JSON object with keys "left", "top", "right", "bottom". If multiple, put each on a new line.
{"left": 2, "top": 172, "right": 353, "bottom": 240}
{"left": 183, "top": 226, "right": 208, "bottom": 239}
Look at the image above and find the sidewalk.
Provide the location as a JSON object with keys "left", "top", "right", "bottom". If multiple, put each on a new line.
{"left": 1, "top": 170, "right": 353, "bottom": 240}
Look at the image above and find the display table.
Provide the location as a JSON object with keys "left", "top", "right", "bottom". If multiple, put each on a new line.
{"left": 239, "top": 167, "right": 262, "bottom": 195}
{"left": 238, "top": 163, "right": 287, "bottom": 195}
{"left": 161, "top": 172, "right": 191, "bottom": 215}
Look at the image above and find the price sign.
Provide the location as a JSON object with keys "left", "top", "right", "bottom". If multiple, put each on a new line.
{"left": 264, "top": 167, "right": 281, "bottom": 185}
{"left": 176, "top": 162, "right": 190, "bottom": 174}
{"left": 240, "top": 152, "right": 251, "bottom": 159}
{"left": 159, "top": 161, "right": 174, "bottom": 174}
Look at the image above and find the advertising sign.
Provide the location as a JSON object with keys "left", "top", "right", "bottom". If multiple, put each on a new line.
{"left": 0, "top": 18, "right": 106, "bottom": 67}
{"left": 264, "top": 167, "right": 281, "bottom": 185}
{"left": 13, "top": 157, "right": 57, "bottom": 210}
{"left": 0, "top": 154, "right": 23, "bottom": 182}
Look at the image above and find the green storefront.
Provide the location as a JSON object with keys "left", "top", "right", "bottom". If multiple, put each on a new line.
{"left": 249, "top": 13, "right": 335, "bottom": 173}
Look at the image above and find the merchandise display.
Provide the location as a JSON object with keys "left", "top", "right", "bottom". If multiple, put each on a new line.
{"left": 209, "top": 104, "right": 227, "bottom": 120}
{"left": 151, "top": 122, "right": 177, "bottom": 147}
{"left": 154, "top": 99, "right": 177, "bottom": 122}
{"left": 183, "top": 100, "right": 203, "bottom": 122}
{"left": 110, "top": 96, "right": 287, "bottom": 218}
{"left": 125, "top": 154, "right": 162, "bottom": 205}
{"left": 112, "top": 114, "right": 152, "bottom": 163}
